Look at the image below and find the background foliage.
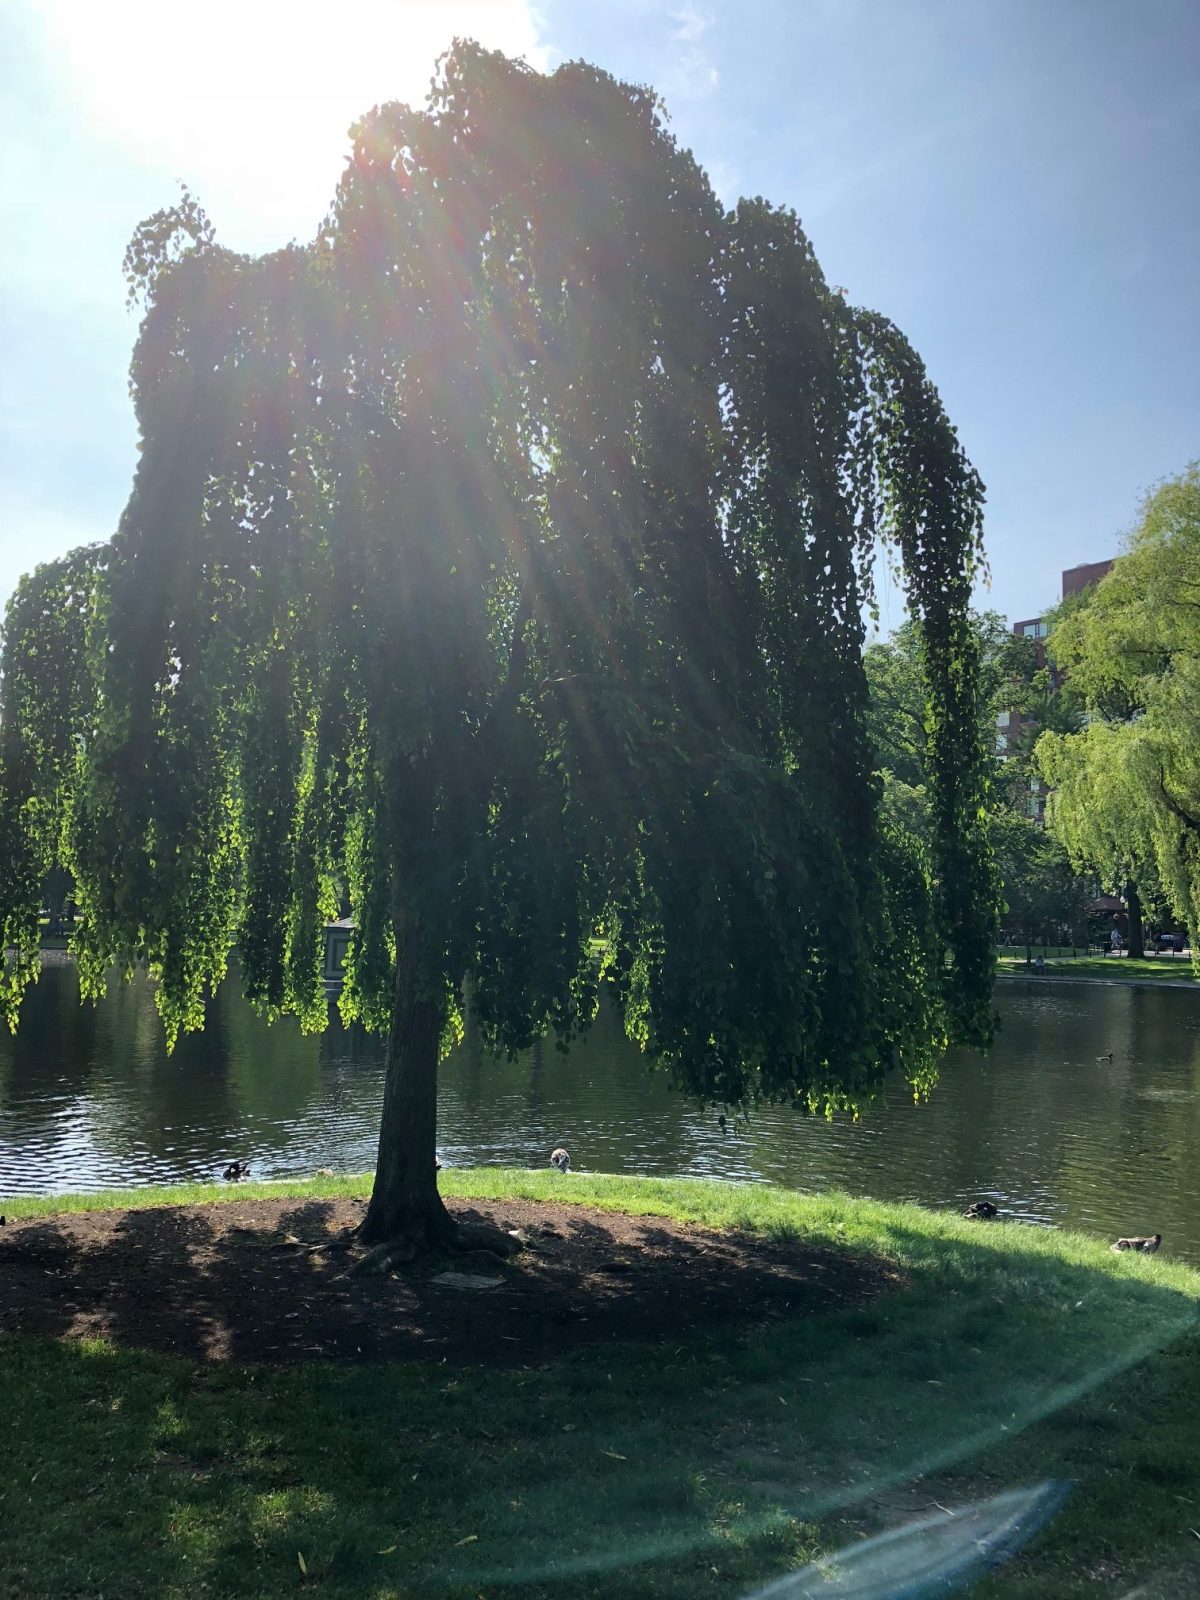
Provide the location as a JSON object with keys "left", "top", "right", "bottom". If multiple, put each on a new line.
{"left": 864, "top": 611, "right": 1087, "bottom": 955}
{"left": 1039, "top": 465, "right": 1200, "bottom": 961}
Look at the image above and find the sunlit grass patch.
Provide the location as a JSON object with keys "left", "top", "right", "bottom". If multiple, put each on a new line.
{"left": 997, "top": 952, "right": 1197, "bottom": 983}
{"left": 3, "top": 1174, "right": 1200, "bottom": 1598}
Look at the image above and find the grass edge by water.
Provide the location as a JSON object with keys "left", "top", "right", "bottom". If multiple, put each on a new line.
{"left": 4, "top": 1169, "right": 1199, "bottom": 1289}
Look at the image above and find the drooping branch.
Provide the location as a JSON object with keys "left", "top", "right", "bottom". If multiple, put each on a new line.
{"left": 1157, "top": 766, "right": 1200, "bottom": 835}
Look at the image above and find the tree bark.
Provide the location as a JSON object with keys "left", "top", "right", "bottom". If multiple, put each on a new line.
{"left": 355, "top": 746, "right": 520, "bottom": 1265}
{"left": 359, "top": 915, "right": 454, "bottom": 1249}
{"left": 1125, "top": 880, "right": 1145, "bottom": 959}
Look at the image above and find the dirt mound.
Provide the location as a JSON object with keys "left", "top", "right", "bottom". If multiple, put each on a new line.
{"left": 0, "top": 1196, "right": 903, "bottom": 1367}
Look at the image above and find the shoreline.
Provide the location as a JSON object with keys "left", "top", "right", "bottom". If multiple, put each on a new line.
{"left": 997, "top": 969, "right": 1198, "bottom": 991}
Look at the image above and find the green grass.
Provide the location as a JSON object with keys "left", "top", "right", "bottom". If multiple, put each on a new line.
{"left": 4, "top": 1172, "right": 1200, "bottom": 1598}
{"left": 997, "top": 951, "right": 1197, "bottom": 983}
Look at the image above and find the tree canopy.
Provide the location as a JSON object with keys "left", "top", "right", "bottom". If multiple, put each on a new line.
{"left": 1038, "top": 465, "right": 1200, "bottom": 956}
{"left": 863, "top": 609, "right": 1086, "bottom": 955}
{"left": 988, "top": 810, "right": 1091, "bottom": 957}
{"left": 0, "top": 45, "right": 996, "bottom": 1247}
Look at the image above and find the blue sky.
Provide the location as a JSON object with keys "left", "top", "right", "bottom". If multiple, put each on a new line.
{"left": 1, "top": 0, "right": 1197, "bottom": 631}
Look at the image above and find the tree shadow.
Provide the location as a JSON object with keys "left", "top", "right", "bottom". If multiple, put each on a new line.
{"left": 2, "top": 1209, "right": 1199, "bottom": 1597}
{"left": 0, "top": 1196, "right": 899, "bottom": 1367}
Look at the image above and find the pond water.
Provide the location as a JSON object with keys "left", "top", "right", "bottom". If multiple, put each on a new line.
{"left": 2, "top": 960, "right": 1198, "bottom": 1263}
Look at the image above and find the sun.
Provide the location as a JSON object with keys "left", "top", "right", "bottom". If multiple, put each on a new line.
{"left": 32, "top": 0, "right": 551, "bottom": 252}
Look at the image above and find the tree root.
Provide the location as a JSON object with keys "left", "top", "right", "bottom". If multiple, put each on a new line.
{"left": 256, "top": 1226, "right": 357, "bottom": 1257}
{"left": 346, "top": 1239, "right": 419, "bottom": 1276}
{"left": 454, "top": 1220, "right": 523, "bottom": 1260}
{"left": 344, "top": 1217, "right": 524, "bottom": 1277}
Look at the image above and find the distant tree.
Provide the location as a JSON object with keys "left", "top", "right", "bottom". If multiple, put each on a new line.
{"left": 864, "top": 611, "right": 1091, "bottom": 953}
{"left": 1038, "top": 466, "right": 1200, "bottom": 964}
{"left": 0, "top": 46, "right": 996, "bottom": 1256}
{"left": 987, "top": 612, "right": 1083, "bottom": 820}
{"left": 0, "top": 546, "right": 102, "bottom": 1000}
{"left": 864, "top": 610, "right": 1041, "bottom": 792}
{"left": 990, "top": 812, "right": 1091, "bottom": 962}
{"left": 862, "top": 624, "right": 931, "bottom": 792}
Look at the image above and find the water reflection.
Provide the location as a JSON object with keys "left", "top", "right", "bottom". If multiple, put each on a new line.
{"left": 2, "top": 965, "right": 1198, "bottom": 1263}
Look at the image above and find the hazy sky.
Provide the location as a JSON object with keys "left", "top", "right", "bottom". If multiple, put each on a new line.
{"left": 2, "top": 0, "right": 1197, "bottom": 631}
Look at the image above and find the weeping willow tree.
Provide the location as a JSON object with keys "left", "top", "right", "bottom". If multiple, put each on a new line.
{"left": 1038, "top": 466, "right": 1200, "bottom": 959}
{"left": 0, "top": 45, "right": 995, "bottom": 1254}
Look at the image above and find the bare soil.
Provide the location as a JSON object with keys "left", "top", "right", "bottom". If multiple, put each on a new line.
{"left": 0, "top": 1196, "right": 904, "bottom": 1367}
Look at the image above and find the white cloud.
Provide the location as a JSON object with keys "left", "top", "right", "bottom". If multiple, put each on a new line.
{"left": 664, "top": 4, "right": 719, "bottom": 104}
{"left": 672, "top": 5, "right": 711, "bottom": 45}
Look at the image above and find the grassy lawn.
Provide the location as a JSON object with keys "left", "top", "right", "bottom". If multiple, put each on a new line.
{"left": 997, "top": 951, "right": 1197, "bottom": 983}
{"left": 3, "top": 1171, "right": 1200, "bottom": 1598}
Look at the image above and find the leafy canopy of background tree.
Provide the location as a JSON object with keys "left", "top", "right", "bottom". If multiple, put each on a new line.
{"left": 988, "top": 810, "right": 1092, "bottom": 956}
{"left": 1038, "top": 465, "right": 1200, "bottom": 957}
{"left": 863, "top": 610, "right": 1088, "bottom": 948}
{"left": 864, "top": 610, "right": 1041, "bottom": 795}
{"left": 0, "top": 45, "right": 996, "bottom": 1242}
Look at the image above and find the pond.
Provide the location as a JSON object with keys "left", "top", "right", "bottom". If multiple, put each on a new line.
{"left": 2, "top": 960, "right": 1198, "bottom": 1263}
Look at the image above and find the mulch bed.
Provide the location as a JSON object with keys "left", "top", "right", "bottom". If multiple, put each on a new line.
{"left": 0, "top": 1196, "right": 904, "bottom": 1368}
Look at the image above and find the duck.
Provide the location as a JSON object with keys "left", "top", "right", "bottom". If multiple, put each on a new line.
{"left": 223, "top": 1161, "right": 250, "bottom": 1182}
{"left": 1110, "top": 1233, "right": 1161, "bottom": 1254}
{"left": 1096, "top": 1052, "right": 1114, "bottom": 1062}
{"left": 717, "top": 1112, "right": 727, "bottom": 1133}
{"left": 550, "top": 1147, "right": 571, "bottom": 1173}
{"left": 962, "top": 1200, "right": 999, "bottom": 1220}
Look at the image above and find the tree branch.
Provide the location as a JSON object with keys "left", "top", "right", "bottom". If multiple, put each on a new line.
{"left": 1157, "top": 765, "right": 1200, "bottom": 834}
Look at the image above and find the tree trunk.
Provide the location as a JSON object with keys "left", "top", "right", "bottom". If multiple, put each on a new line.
{"left": 359, "top": 917, "right": 454, "bottom": 1250}
{"left": 1125, "top": 881, "right": 1145, "bottom": 959}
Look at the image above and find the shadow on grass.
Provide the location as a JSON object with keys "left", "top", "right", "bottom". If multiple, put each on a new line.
{"left": 2, "top": 1208, "right": 1199, "bottom": 1599}
{"left": 0, "top": 1197, "right": 898, "bottom": 1366}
